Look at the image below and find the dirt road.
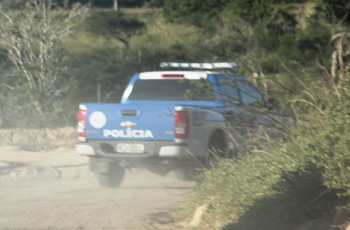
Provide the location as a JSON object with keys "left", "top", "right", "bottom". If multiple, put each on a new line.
{"left": 0, "top": 147, "right": 193, "bottom": 229}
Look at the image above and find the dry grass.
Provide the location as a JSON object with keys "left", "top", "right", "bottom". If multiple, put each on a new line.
{"left": 65, "top": 7, "right": 201, "bottom": 54}
{"left": 0, "top": 127, "right": 76, "bottom": 151}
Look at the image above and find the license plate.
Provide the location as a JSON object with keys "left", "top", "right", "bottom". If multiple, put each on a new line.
{"left": 116, "top": 144, "right": 145, "bottom": 153}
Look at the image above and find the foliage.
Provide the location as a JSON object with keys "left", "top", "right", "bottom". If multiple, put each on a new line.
{"left": 0, "top": 0, "right": 89, "bottom": 127}
{"left": 163, "top": 0, "right": 226, "bottom": 27}
{"left": 0, "top": 1, "right": 349, "bottom": 228}
{"left": 0, "top": 1, "right": 344, "bottom": 128}
{"left": 162, "top": 0, "right": 347, "bottom": 82}
{"left": 84, "top": 10, "right": 146, "bottom": 49}
{"left": 322, "top": 0, "right": 350, "bottom": 25}
{"left": 297, "top": 84, "right": 350, "bottom": 198}
{"left": 54, "top": 0, "right": 161, "bottom": 8}
{"left": 64, "top": 46, "right": 141, "bottom": 103}
{"left": 176, "top": 70, "right": 350, "bottom": 229}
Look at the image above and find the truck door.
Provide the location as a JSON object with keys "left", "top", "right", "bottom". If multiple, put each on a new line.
{"left": 217, "top": 76, "right": 248, "bottom": 138}
{"left": 236, "top": 79, "right": 268, "bottom": 139}
{"left": 217, "top": 76, "right": 267, "bottom": 140}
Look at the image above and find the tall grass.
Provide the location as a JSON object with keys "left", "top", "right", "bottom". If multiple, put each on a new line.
{"left": 177, "top": 78, "right": 350, "bottom": 229}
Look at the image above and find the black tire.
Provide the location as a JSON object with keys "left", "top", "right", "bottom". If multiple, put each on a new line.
{"left": 95, "top": 162, "right": 125, "bottom": 188}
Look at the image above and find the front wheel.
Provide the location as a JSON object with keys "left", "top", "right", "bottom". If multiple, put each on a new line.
{"left": 95, "top": 162, "right": 125, "bottom": 188}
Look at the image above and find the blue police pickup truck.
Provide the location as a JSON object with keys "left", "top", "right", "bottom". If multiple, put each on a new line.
{"left": 75, "top": 62, "right": 290, "bottom": 187}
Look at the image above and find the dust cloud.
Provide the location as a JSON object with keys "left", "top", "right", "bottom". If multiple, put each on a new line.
{"left": 0, "top": 135, "right": 192, "bottom": 229}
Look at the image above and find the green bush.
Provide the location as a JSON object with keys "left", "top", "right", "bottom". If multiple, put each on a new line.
{"left": 298, "top": 84, "right": 350, "bottom": 198}
{"left": 178, "top": 79, "right": 350, "bottom": 229}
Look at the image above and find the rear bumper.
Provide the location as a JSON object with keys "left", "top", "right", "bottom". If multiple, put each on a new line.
{"left": 75, "top": 140, "right": 191, "bottom": 160}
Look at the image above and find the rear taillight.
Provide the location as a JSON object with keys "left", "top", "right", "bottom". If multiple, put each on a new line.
{"left": 175, "top": 110, "right": 189, "bottom": 139}
{"left": 77, "top": 105, "right": 87, "bottom": 141}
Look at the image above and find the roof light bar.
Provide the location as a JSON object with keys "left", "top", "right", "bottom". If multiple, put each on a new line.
{"left": 160, "top": 62, "right": 237, "bottom": 70}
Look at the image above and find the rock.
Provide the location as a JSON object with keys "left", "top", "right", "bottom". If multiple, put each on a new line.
{"left": 190, "top": 204, "right": 209, "bottom": 227}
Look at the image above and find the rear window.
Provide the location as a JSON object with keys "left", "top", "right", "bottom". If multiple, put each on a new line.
{"left": 128, "top": 79, "right": 216, "bottom": 101}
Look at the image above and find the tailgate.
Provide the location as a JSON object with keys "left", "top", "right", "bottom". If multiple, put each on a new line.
{"left": 84, "top": 103, "right": 175, "bottom": 141}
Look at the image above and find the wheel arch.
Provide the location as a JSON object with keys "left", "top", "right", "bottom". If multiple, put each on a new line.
{"left": 207, "top": 129, "right": 227, "bottom": 152}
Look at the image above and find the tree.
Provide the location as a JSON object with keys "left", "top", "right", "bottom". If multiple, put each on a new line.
{"left": 0, "top": 0, "right": 89, "bottom": 115}
{"left": 85, "top": 10, "right": 146, "bottom": 50}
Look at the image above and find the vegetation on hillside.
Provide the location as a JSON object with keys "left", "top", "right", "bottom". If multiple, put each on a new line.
{"left": 0, "top": 0, "right": 88, "bottom": 127}
{"left": 178, "top": 82, "right": 350, "bottom": 229}
{"left": 0, "top": 0, "right": 350, "bottom": 228}
{"left": 1, "top": 0, "right": 347, "bottom": 128}
{"left": 163, "top": 1, "right": 350, "bottom": 228}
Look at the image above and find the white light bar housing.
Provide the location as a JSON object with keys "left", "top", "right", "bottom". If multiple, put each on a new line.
{"left": 160, "top": 62, "right": 237, "bottom": 70}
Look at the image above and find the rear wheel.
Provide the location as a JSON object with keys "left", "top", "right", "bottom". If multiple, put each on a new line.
{"left": 95, "top": 162, "right": 125, "bottom": 188}
{"left": 205, "top": 130, "right": 228, "bottom": 168}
